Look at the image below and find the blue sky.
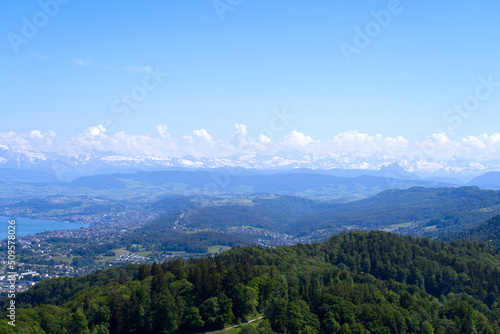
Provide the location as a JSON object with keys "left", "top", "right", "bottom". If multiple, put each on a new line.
{"left": 1, "top": 0, "right": 500, "bottom": 159}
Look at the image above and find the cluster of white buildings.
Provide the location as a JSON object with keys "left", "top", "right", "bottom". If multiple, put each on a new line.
{"left": 114, "top": 253, "right": 150, "bottom": 264}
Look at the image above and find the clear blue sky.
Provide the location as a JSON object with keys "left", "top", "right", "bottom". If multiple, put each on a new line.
{"left": 1, "top": 0, "right": 499, "bottom": 146}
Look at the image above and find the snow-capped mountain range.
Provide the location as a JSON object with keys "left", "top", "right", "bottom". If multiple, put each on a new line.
{"left": 0, "top": 145, "right": 499, "bottom": 183}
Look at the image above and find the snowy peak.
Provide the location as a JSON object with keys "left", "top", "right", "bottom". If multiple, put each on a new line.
{"left": 0, "top": 148, "right": 498, "bottom": 183}
{"left": 379, "top": 163, "right": 419, "bottom": 180}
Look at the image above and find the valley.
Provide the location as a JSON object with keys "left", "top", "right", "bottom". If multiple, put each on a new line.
{"left": 2, "top": 170, "right": 500, "bottom": 285}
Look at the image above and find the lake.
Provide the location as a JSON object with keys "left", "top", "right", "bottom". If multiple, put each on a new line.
{"left": 0, "top": 216, "right": 88, "bottom": 240}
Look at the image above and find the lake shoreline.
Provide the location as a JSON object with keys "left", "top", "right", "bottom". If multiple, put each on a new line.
{"left": 0, "top": 216, "right": 89, "bottom": 240}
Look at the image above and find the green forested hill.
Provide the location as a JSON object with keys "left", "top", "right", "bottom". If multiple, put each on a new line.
{"left": 3, "top": 231, "right": 500, "bottom": 333}
{"left": 180, "top": 195, "right": 325, "bottom": 231}
{"left": 441, "top": 215, "right": 500, "bottom": 247}
{"left": 293, "top": 186, "right": 500, "bottom": 235}
{"left": 161, "top": 187, "right": 500, "bottom": 237}
{"left": 120, "top": 199, "right": 252, "bottom": 253}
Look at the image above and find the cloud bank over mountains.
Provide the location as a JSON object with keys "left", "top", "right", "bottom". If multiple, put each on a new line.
{"left": 1, "top": 125, "right": 500, "bottom": 176}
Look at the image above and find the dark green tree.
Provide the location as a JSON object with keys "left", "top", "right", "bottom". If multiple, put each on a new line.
{"left": 137, "top": 264, "right": 150, "bottom": 281}
{"left": 185, "top": 306, "right": 205, "bottom": 329}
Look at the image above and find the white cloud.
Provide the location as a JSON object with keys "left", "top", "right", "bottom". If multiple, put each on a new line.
{"left": 193, "top": 129, "right": 213, "bottom": 142}
{"left": 156, "top": 124, "right": 170, "bottom": 138}
{"left": 183, "top": 129, "right": 213, "bottom": 145}
{"left": 231, "top": 123, "right": 248, "bottom": 148}
{"left": 0, "top": 130, "right": 56, "bottom": 151}
{"left": 457, "top": 133, "right": 500, "bottom": 160}
{"left": 86, "top": 125, "right": 106, "bottom": 137}
{"left": 61, "top": 125, "right": 179, "bottom": 157}
{"left": 5, "top": 126, "right": 500, "bottom": 171}
{"left": 29, "top": 130, "right": 43, "bottom": 139}
{"left": 69, "top": 127, "right": 500, "bottom": 164}
{"left": 318, "top": 131, "right": 409, "bottom": 158}
{"left": 430, "top": 132, "right": 450, "bottom": 145}
{"left": 258, "top": 134, "right": 271, "bottom": 144}
{"left": 181, "top": 129, "right": 222, "bottom": 157}
{"left": 284, "top": 131, "right": 314, "bottom": 147}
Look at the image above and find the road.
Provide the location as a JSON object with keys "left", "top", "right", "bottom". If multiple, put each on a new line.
{"left": 173, "top": 212, "right": 188, "bottom": 230}
{"left": 205, "top": 316, "right": 265, "bottom": 333}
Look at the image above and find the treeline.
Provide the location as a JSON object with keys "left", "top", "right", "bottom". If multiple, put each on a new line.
{"left": 3, "top": 231, "right": 500, "bottom": 333}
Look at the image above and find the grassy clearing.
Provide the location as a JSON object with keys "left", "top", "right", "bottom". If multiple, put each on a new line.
{"left": 207, "top": 245, "right": 232, "bottom": 254}
{"left": 51, "top": 255, "right": 74, "bottom": 263}
{"left": 95, "top": 248, "right": 130, "bottom": 264}
{"left": 135, "top": 251, "right": 152, "bottom": 257}
{"left": 390, "top": 222, "right": 414, "bottom": 228}
{"left": 111, "top": 248, "right": 129, "bottom": 256}
{"left": 97, "top": 256, "right": 115, "bottom": 264}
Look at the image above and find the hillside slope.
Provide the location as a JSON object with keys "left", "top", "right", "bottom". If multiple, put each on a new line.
{"left": 468, "top": 172, "right": 500, "bottom": 189}
{"left": 162, "top": 187, "right": 500, "bottom": 237}
{"left": 3, "top": 231, "right": 500, "bottom": 333}
{"left": 294, "top": 186, "right": 500, "bottom": 235}
{"left": 442, "top": 215, "right": 500, "bottom": 248}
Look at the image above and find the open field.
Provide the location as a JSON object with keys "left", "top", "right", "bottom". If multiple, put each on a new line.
{"left": 390, "top": 222, "right": 414, "bottom": 228}
{"left": 51, "top": 255, "right": 74, "bottom": 263}
{"left": 207, "top": 245, "right": 232, "bottom": 254}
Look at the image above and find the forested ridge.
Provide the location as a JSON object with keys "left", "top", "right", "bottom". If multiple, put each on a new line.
{"left": 3, "top": 230, "right": 500, "bottom": 333}
{"left": 120, "top": 205, "right": 251, "bottom": 253}
{"left": 293, "top": 186, "right": 500, "bottom": 235}
{"left": 157, "top": 187, "right": 500, "bottom": 237}
{"left": 441, "top": 215, "right": 500, "bottom": 248}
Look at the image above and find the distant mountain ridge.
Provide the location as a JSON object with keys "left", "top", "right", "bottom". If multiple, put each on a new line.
{"left": 467, "top": 172, "right": 500, "bottom": 189}
{"left": 1, "top": 146, "right": 500, "bottom": 183}
{"left": 64, "top": 170, "right": 454, "bottom": 201}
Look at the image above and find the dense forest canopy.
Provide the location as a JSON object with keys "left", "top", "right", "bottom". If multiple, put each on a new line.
{"left": 3, "top": 230, "right": 500, "bottom": 333}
